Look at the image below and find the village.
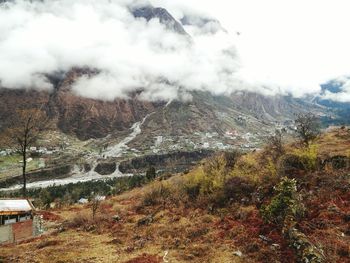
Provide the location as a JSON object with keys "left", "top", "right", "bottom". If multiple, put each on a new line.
{"left": 0, "top": 118, "right": 298, "bottom": 182}
{"left": 143, "top": 120, "right": 297, "bottom": 155}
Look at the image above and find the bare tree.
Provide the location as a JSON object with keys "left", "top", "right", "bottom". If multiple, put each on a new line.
{"left": 294, "top": 113, "right": 321, "bottom": 146}
{"left": 2, "top": 108, "right": 49, "bottom": 197}
{"left": 267, "top": 129, "right": 285, "bottom": 161}
{"left": 90, "top": 195, "right": 101, "bottom": 220}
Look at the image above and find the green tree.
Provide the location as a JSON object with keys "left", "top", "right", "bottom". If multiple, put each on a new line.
{"left": 145, "top": 166, "right": 156, "bottom": 181}
{"left": 295, "top": 113, "right": 321, "bottom": 146}
{"left": 39, "top": 188, "right": 52, "bottom": 209}
{"left": 261, "top": 177, "right": 304, "bottom": 225}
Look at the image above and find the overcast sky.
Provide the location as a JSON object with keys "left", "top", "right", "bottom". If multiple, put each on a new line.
{"left": 154, "top": 0, "right": 350, "bottom": 97}
{"left": 0, "top": 0, "right": 350, "bottom": 101}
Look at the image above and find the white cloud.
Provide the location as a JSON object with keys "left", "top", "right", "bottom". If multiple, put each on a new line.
{"left": 152, "top": 0, "right": 350, "bottom": 101}
{"left": 1, "top": 0, "right": 350, "bottom": 101}
{"left": 0, "top": 0, "right": 244, "bottom": 101}
{"left": 322, "top": 79, "right": 350, "bottom": 103}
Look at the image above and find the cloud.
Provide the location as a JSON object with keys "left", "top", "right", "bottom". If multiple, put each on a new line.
{"left": 0, "top": 0, "right": 350, "bottom": 102}
{"left": 151, "top": 0, "right": 350, "bottom": 101}
{"left": 321, "top": 78, "right": 350, "bottom": 103}
{"left": 0, "top": 0, "right": 243, "bottom": 101}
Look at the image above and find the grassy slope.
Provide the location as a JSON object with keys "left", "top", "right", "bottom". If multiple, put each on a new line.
{"left": 0, "top": 128, "right": 349, "bottom": 263}
{"left": 0, "top": 188, "right": 245, "bottom": 263}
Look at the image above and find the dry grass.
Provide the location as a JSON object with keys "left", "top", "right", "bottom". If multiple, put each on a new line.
{"left": 317, "top": 127, "right": 350, "bottom": 157}
{"left": 0, "top": 188, "right": 247, "bottom": 263}
{"left": 0, "top": 128, "right": 349, "bottom": 263}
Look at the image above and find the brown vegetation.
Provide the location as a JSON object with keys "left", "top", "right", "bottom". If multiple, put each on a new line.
{"left": 0, "top": 128, "right": 349, "bottom": 262}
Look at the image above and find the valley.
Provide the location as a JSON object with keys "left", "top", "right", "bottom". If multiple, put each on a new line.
{"left": 0, "top": 1, "right": 349, "bottom": 262}
{"left": 1, "top": 128, "right": 349, "bottom": 263}
{"left": 0, "top": 90, "right": 304, "bottom": 190}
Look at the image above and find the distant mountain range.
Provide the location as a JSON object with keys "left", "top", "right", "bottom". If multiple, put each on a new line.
{"left": 0, "top": 3, "right": 348, "bottom": 144}
{"left": 311, "top": 79, "right": 350, "bottom": 125}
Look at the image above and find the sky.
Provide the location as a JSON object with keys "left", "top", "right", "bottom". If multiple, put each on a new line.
{"left": 154, "top": 0, "right": 350, "bottom": 98}
{"left": 0, "top": 0, "right": 350, "bottom": 102}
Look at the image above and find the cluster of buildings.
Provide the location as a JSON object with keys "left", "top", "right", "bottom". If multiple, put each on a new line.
{"left": 29, "top": 146, "right": 61, "bottom": 156}
{"left": 0, "top": 146, "right": 61, "bottom": 157}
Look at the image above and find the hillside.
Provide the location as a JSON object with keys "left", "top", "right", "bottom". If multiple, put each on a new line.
{"left": 0, "top": 128, "right": 349, "bottom": 263}
{"left": 0, "top": 1, "right": 344, "bottom": 192}
{"left": 0, "top": 68, "right": 331, "bottom": 189}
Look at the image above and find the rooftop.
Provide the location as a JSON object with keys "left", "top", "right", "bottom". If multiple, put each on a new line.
{"left": 0, "top": 199, "right": 34, "bottom": 215}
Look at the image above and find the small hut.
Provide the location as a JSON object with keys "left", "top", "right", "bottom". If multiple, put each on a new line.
{"left": 0, "top": 199, "right": 35, "bottom": 244}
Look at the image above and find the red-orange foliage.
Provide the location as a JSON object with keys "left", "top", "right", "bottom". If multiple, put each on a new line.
{"left": 124, "top": 254, "right": 162, "bottom": 263}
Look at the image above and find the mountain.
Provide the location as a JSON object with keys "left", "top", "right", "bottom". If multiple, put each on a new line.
{"left": 0, "top": 70, "right": 326, "bottom": 145}
{"left": 317, "top": 80, "right": 350, "bottom": 109}
{"left": 311, "top": 79, "right": 350, "bottom": 125}
{"left": 0, "top": 4, "right": 343, "bottom": 184}
{"left": 131, "top": 5, "right": 189, "bottom": 36}
{"left": 0, "top": 4, "right": 334, "bottom": 144}
{"left": 0, "top": 68, "right": 161, "bottom": 140}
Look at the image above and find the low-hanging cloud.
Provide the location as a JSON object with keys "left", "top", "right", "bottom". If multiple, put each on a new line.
{"left": 0, "top": 0, "right": 349, "bottom": 102}
{"left": 321, "top": 77, "right": 350, "bottom": 103}
{"left": 0, "top": 0, "right": 245, "bottom": 101}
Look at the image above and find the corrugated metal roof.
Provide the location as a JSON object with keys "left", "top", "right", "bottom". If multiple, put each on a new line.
{"left": 0, "top": 200, "right": 33, "bottom": 213}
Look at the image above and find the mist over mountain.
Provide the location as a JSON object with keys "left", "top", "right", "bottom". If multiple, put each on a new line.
{"left": 0, "top": 0, "right": 243, "bottom": 102}
{"left": 0, "top": 0, "right": 348, "bottom": 140}
{"left": 0, "top": 2, "right": 349, "bottom": 262}
{"left": 2, "top": 0, "right": 349, "bottom": 102}
{"left": 312, "top": 78, "right": 350, "bottom": 124}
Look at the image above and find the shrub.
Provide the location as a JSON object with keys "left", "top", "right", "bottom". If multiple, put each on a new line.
{"left": 129, "top": 174, "right": 147, "bottom": 188}
{"left": 68, "top": 212, "right": 92, "bottom": 229}
{"left": 185, "top": 167, "right": 222, "bottom": 198}
{"left": 38, "top": 188, "right": 53, "bottom": 209}
{"left": 203, "top": 151, "right": 240, "bottom": 179}
{"left": 278, "top": 154, "right": 306, "bottom": 177}
{"left": 145, "top": 166, "right": 156, "bottom": 181}
{"left": 142, "top": 182, "right": 173, "bottom": 206}
{"left": 223, "top": 176, "right": 256, "bottom": 203}
{"left": 266, "top": 129, "right": 285, "bottom": 162}
{"left": 231, "top": 154, "right": 261, "bottom": 182}
{"left": 114, "top": 177, "right": 132, "bottom": 194}
{"left": 184, "top": 181, "right": 201, "bottom": 201}
{"left": 260, "top": 177, "right": 304, "bottom": 225}
{"left": 178, "top": 152, "right": 245, "bottom": 207}
{"left": 67, "top": 211, "right": 113, "bottom": 233}
{"left": 293, "top": 144, "right": 319, "bottom": 171}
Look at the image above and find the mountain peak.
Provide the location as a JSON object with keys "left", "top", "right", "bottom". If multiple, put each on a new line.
{"left": 131, "top": 5, "right": 189, "bottom": 35}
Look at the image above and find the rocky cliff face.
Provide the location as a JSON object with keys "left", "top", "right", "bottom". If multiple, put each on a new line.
{"left": 229, "top": 92, "right": 324, "bottom": 121}
{"left": 0, "top": 79, "right": 327, "bottom": 142}
{"left": 0, "top": 68, "right": 162, "bottom": 140}
{"left": 48, "top": 69, "right": 161, "bottom": 140}
{"left": 0, "top": 88, "right": 50, "bottom": 130}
